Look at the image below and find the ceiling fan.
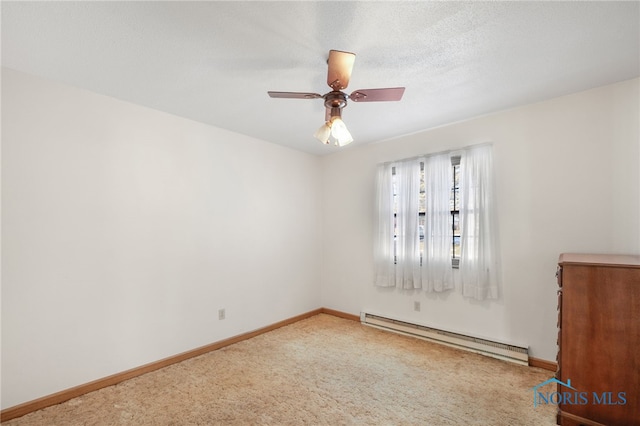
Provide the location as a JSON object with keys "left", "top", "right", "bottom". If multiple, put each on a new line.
{"left": 268, "top": 50, "right": 405, "bottom": 147}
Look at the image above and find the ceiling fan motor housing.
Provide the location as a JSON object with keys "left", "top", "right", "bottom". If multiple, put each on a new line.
{"left": 324, "top": 91, "right": 348, "bottom": 109}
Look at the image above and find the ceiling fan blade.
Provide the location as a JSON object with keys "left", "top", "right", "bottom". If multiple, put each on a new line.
{"left": 349, "top": 87, "right": 405, "bottom": 102}
{"left": 327, "top": 50, "right": 356, "bottom": 90}
{"left": 268, "top": 91, "right": 322, "bottom": 99}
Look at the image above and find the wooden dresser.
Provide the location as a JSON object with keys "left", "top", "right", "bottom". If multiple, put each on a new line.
{"left": 556, "top": 253, "right": 640, "bottom": 426}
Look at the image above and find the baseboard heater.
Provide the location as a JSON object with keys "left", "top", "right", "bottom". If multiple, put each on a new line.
{"left": 360, "top": 312, "right": 529, "bottom": 366}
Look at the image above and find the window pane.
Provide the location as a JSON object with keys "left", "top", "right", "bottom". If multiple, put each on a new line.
{"left": 419, "top": 162, "right": 426, "bottom": 213}
{"left": 392, "top": 181, "right": 398, "bottom": 215}
{"left": 453, "top": 235, "right": 461, "bottom": 259}
{"left": 452, "top": 212, "right": 460, "bottom": 259}
{"left": 453, "top": 211, "right": 460, "bottom": 235}
{"left": 418, "top": 214, "right": 425, "bottom": 264}
{"left": 393, "top": 214, "right": 398, "bottom": 262}
{"left": 450, "top": 164, "right": 460, "bottom": 211}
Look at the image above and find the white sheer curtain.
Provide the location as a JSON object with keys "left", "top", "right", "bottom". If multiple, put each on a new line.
{"left": 420, "top": 153, "right": 454, "bottom": 292}
{"left": 374, "top": 144, "right": 499, "bottom": 298}
{"left": 394, "top": 160, "right": 421, "bottom": 288}
{"left": 373, "top": 163, "right": 395, "bottom": 287}
{"left": 459, "top": 144, "right": 499, "bottom": 300}
{"left": 373, "top": 159, "right": 421, "bottom": 289}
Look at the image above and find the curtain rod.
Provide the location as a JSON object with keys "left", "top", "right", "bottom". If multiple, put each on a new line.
{"left": 380, "top": 141, "right": 493, "bottom": 166}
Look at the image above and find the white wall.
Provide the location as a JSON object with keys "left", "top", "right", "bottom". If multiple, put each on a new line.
{"left": 2, "top": 68, "right": 638, "bottom": 410}
{"left": 320, "top": 78, "right": 640, "bottom": 361}
{"left": 1, "top": 68, "right": 322, "bottom": 409}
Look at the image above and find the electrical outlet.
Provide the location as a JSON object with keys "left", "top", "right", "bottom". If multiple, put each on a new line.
{"left": 414, "top": 301, "right": 421, "bottom": 312}
{"left": 218, "top": 308, "right": 226, "bottom": 320}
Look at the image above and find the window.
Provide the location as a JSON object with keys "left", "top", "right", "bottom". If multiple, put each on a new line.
{"left": 374, "top": 144, "right": 499, "bottom": 300}
{"left": 392, "top": 156, "right": 460, "bottom": 267}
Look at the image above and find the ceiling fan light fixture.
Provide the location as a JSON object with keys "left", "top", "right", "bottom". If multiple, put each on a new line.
{"left": 313, "top": 116, "right": 352, "bottom": 146}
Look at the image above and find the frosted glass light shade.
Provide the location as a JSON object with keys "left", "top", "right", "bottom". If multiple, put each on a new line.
{"left": 330, "top": 118, "right": 353, "bottom": 146}
{"left": 313, "top": 122, "right": 331, "bottom": 144}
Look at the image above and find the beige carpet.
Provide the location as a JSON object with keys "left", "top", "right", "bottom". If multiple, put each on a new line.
{"left": 3, "top": 314, "right": 557, "bottom": 425}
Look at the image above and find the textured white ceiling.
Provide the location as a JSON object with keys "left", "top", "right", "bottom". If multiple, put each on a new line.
{"left": 2, "top": 1, "right": 639, "bottom": 156}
